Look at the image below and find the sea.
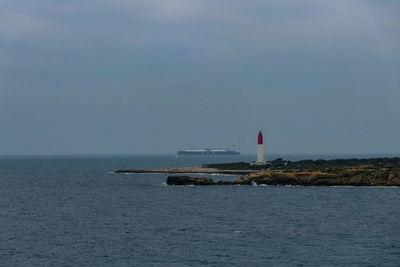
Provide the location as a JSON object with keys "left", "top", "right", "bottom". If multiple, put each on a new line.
{"left": 0, "top": 154, "right": 399, "bottom": 266}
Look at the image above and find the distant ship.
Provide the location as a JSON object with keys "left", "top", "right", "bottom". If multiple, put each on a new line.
{"left": 178, "top": 148, "right": 240, "bottom": 156}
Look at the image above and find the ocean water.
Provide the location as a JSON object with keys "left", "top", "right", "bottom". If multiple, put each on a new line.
{"left": 0, "top": 154, "right": 399, "bottom": 266}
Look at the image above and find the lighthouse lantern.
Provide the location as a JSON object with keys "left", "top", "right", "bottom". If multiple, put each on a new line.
{"left": 256, "top": 130, "right": 265, "bottom": 164}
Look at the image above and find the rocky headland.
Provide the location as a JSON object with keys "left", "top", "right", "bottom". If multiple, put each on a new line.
{"left": 114, "top": 157, "right": 400, "bottom": 186}
{"left": 167, "top": 165, "right": 400, "bottom": 186}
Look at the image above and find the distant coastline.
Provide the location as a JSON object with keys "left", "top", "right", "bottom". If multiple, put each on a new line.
{"left": 113, "top": 167, "right": 253, "bottom": 175}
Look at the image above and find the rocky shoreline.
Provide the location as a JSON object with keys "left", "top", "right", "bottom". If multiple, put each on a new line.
{"left": 114, "top": 157, "right": 400, "bottom": 186}
{"left": 167, "top": 166, "right": 400, "bottom": 186}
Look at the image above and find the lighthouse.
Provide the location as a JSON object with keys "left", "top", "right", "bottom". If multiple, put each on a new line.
{"left": 256, "top": 130, "right": 265, "bottom": 164}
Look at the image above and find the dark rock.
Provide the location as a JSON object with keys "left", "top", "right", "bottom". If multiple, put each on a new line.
{"left": 167, "top": 176, "right": 215, "bottom": 186}
{"left": 216, "top": 180, "right": 235, "bottom": 185}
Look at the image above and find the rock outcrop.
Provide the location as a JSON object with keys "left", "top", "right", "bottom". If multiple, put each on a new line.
{"left": 166, "top": 176, "right": 216, "bottom": 185}
{"left": 167, "top": 166, "right": 400, "bottom": 186}
{"left": 244, "top": 166, "right": 400, "bottom": 186}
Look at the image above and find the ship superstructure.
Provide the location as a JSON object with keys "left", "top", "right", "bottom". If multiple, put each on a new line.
{"left": 178, "top": 148, "right": 240, "bottom": 156}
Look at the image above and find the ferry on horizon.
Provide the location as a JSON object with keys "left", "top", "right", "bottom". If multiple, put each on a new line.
{"left": 178, "top": 148, "right": 240, "bottom": 156}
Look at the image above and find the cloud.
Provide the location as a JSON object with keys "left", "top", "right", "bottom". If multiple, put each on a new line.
{"left": 0, "top": 11, "right": 53, "bottom": 40}
{"left": 0, "top": 0, "right": 398, "bottom": 51}
{"left": 0, "top": 0, "right": 398, "bottom": 154}
{"left": 144, "top": 0, "right": 204, "bottom": 18}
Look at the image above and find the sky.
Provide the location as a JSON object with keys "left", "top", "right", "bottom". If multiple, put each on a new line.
{"left": 0, "top": 0, "right": 399, "bottom": 155}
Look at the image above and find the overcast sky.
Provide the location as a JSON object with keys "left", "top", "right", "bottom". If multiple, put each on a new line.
{"left": 0, "top": 0, "right": 399, "bottom": 155}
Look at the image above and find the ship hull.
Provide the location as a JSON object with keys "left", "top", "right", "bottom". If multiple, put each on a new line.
{"left": 178, "top": 150, "right": 240, "bottom": 156}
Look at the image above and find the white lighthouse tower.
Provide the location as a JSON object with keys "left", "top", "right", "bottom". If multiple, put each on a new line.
{"left": 256, "top": 130, "right": 265, "bottom": 165}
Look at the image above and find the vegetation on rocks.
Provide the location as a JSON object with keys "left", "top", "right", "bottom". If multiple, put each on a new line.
{"left": 204, "top": 157, "right": 400, "bottom": 171}
{"left": 240, "top": 166, "right": 400, "bottom": 186}
{"left": 167, "top": 165, "right": 400, "bottom": 186}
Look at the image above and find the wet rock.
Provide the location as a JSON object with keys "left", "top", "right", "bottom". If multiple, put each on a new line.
{"left": 216, "top": 180, "right": 235, "bottom": 185}
{"left": 167, "top": 176, "right": 215, "bottom": 185}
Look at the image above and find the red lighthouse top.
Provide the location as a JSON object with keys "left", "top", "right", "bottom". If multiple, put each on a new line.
{"left": 258, "top": 131, "right": 263, "bottom": 145}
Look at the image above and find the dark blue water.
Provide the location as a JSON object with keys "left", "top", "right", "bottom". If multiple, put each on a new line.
{"left": 0, "top": 155, "right": 399, "bottom": 266}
